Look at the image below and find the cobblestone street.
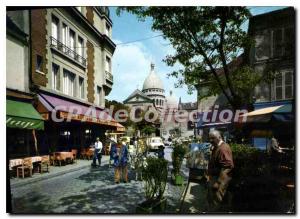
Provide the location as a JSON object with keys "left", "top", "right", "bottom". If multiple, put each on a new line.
{"left": 10, "top": 148, "right": 189, "bottom": 213}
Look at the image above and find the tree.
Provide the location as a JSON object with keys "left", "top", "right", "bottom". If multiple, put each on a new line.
{"left": 117, "top": 7, "right": 275, "bottom": 109}
{"left": 105, "top": 99, "right": 133, "bottom": 127}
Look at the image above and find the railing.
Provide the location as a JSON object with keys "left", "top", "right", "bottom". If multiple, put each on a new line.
{"left": 105, "top": 71, "right": 113, "bottom": 82}
{"left": 50, "top": 37, "right": 87, "bottom": 67}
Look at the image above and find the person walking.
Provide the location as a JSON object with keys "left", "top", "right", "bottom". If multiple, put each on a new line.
{"left": 207, "top": 130, "right": 234, "bottom": 212}
{"left": 112, "top": 139, "right": 129, "bottom": 184}
{"left": 92, "top": 137, "right": 103, "bottom": 167}
{"left": 109, "top": 138, "right": 117, "bottom": 168}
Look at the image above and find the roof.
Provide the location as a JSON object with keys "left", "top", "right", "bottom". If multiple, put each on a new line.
{"left": 123, "top": 89, "right": 153, "bottom": 103}
{"left": 179, "top": 102, "right": 198, "bottom": 110}
{"left": 165, "top": 90, "right": 178, "bottom": 108}
{"left": 142, "top": 63, "right": 164, "bottom": 91}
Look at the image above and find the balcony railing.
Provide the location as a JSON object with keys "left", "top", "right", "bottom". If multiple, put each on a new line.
{"left": 50, "top": 37, "right": 87, "bottom": 67}
{"left": 105, "top": 71, "right": 113, "bottom": 82}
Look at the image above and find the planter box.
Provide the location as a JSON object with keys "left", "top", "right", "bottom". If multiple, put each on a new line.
{"left": 136, "top": 197, "right": 167, "bottom": 214}
{"left": 172, "top": 174, "right": 184, "bottom": 185}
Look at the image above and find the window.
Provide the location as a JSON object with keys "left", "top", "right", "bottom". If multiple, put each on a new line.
{"left": 97, "top": 86, "right": 102, "bottom": 105}
{"left": 105, "top": 56, "right": 111, "bottom": 72}
{"left": 52, "top": 63, "right": 60, "bottom": 90}
{"left": 284, "top": 27, "right": 294, "bottom": 57}
{"left": 36, "top": 55, "right": 43, "bottom": 72}
{"left": 62, "top": 23, "right": 68, "bottom": 48}
{"left": 69, "top": 29, "right": 76, "bottom": 57}
{"left": 272, "top": 29, "right": 284, "bottom": 58}
{"left": 156, "top": 99, "right": 159, "bottom": 106}
{"left": 254, "top": 31, "right": 270, "bottom": 61}
{"left": 51, "top": 16, "right": 59, "bottom": 40}
{"left": 63, "top": 69, "right": 76, "bottom": 97}
{"left": 77, "top": 36, "right": 84, "bottom": 58}
{"left": 105, "top": 23, "right": 110, "bottom": 36}
{"left": 273, "top": 70, "right": 294, "bottom": 101}
{"left": 79, "top": 77, "right": 84, "bottom": 99}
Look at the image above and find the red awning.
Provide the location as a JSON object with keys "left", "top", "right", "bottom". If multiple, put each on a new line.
{"left": 37, "top": 93, "right": 120, "bottom": 127}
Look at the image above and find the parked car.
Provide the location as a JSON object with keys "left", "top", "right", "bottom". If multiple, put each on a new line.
{"left": 147, "top": 137, "right": 164, "bottom": 151}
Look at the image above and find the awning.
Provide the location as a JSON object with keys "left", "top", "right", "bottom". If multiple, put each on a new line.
{"left": 116, "top": 123, "right": 126, "bottom": 132}
{"left": 198, "top": 121, "right": 231, "bottom": 128}
{"left": 239, "top": 104, "right": 293, "bottom": 123}
{"left": 37, "top": 93, "right": 122, "bottom": 128}
{"left": 6, "top": 99, "right": 44, "bottom": 130}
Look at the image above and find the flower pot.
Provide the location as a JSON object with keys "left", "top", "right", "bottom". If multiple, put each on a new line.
{"left": 172, "top": 174, "right": 184, "bottom": 185}
{"left": 136, "top": 197, "right": 167, "bottom": 214}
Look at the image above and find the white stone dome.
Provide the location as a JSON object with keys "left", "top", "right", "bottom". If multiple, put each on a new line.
{"left": 166, "top": 90, "right": 178, "bottom": 109}
{"left": 142, "top": 63, "right": 164, "bottom": 91}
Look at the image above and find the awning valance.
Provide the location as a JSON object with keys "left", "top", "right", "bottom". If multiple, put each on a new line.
{"left": 239, "top": 104, "right": 293, "bottom": 123}
{"left": 37, "top": 93, "right": 123, "bottom": 129}
{"left": 6, "top": 100, "right": 44, "bottom": 130}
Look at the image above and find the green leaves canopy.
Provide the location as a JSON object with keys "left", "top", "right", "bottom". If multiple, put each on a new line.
{"left": 117, "top": 7, "right": 272, "bottom": 109}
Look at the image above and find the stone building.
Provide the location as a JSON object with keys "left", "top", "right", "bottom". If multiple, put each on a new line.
{"left": 246, "top": 7, "right": 295, "bottom": 149}
{"left": 7, "top": 7, "right": 123, "bottom": 155}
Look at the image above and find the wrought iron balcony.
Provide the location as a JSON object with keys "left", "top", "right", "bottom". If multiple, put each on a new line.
{"left": 105, "top": 71, "right": 113, "bottom": 83}
{"left": 50, "top": 36, "right": 87, "bottom": 67}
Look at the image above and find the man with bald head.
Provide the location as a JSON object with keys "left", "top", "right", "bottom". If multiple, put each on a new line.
{"left": 207, "top": 130, "right": 234, "bottom": 212}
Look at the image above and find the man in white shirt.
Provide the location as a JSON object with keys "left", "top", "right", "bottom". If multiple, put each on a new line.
{"left": 92, "top": 137, "right": 103, "bottom": 167}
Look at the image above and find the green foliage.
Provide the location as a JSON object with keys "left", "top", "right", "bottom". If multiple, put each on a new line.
{"left": 231, "top": 143, "right": 267, "bottom": 180}
{"left": 142, "top": 157, "right": 168, "bottom": 201}
{"left": 105, "top": 99, "right": 133, "bottom": 127}
{"left": 172, "top": 143, "right": 187, "bottom": 175}
{"left": 141, "top": 125, "right": 156, "bottom": 136}
{"left": 117, "top": 7, "right": 260, "bottom": 109}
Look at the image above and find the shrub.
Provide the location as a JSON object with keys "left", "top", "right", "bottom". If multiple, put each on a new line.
{"left": 172, "top": 143, "right": 187, "bottom": 175}
{"left": 142, "top": 156, "right": 168, "bottom": 201}
{"left": 231, "top": 143, "right": 267, "bottom": 180}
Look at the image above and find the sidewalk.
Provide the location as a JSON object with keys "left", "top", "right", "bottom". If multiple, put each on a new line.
{"left": 178, "top": 179, "right": 208, "bottom": 213}
{"left": 10, "top": 156, "right": 110, "bottom": 188}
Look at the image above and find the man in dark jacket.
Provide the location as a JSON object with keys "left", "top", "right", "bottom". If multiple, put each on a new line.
{"left": 207, "top": 130, "right": 234, "bottom": 212}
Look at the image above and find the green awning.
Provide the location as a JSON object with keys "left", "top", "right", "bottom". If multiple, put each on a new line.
{"left": 6, "top": 99, "right": 44, "bottom": 130}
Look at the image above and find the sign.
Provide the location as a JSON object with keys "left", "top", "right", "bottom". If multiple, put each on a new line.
{"left": 59, "top": 111, "right": 118, "bottom": 127}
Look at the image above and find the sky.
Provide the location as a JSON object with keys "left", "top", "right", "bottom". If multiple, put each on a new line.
{"left": 106, "top": 6, "right": 288, "bottom": 104}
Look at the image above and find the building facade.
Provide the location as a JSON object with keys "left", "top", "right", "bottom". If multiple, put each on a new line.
{"left": 7, "top": 7, "right": 120, "bottom": 156}
{"left": 6, "top": 9, "right": 45, "bottom": 159}
{"left": 247, "top": 7, "right": 295, "bottom": 149}
{"left": 31, "top": 7, "right": 115, "bottom": 108}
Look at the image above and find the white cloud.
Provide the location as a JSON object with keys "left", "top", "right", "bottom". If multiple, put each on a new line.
{"left": 108, "top": 38, "right": 197, "bottom": 104}
{"left": 107, "top": 40, "right": 154, "bottom": 101}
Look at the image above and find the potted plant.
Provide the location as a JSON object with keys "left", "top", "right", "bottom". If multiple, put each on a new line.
{"left": 171, "top": 142, "right": 187, "bottom": 185}
{"left": 136, "top": 156, "right": 168, "bottom": 214}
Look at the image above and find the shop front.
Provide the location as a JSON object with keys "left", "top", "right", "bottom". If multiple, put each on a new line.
{"left": 6, "top": 99, "right": 44, "bottom": 159}
{"left": 36, "top": 92, "right": 124, "bottom": 154}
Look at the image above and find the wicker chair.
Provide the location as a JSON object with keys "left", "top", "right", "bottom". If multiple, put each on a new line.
{"left": 39, "top": 155, "right": 50, "bottom": 173}
{"left": 17, "top": 157, "right": 33, "bottom": 178}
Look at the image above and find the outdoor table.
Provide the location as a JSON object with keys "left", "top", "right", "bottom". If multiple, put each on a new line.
{"left": 31, "top": 156, "right": 42, "bottom": 163}
{"left": 9, "top": 158, "right": 23, "bottom": 170}
{"left": 53, "top": 152, "right": 74, "bottom": 165}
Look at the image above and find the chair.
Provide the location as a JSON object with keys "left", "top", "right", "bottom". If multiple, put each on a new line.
{"left": 71, "top": 149, "right": 78, "bottom": 163}
{"left": 39, "top": 155, "right": 50, "bottom": 173}
{"left": 53, "top": 152, "right": 65, "bottom": 166}
{"left": 17, "top": 157, "right": 33, "bottom": 178}
{"left": 80, "top": 148, "right": 87, "bottom": 159}
{"left": 85, "top": 148, "right": 94, "bottom": 160}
